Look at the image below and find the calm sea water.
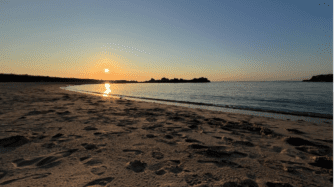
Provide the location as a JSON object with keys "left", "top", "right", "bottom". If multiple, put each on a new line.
{"left": 62, "top": 81, "right": 333, "bottom": 123}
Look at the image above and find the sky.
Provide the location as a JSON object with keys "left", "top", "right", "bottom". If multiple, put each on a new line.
{"left": 0, "top": 0, "right": 333, "bottom": 82}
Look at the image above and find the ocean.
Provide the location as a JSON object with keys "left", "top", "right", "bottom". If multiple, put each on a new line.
{"left": 61, "top": 81, "right": 333, "bottom": 124}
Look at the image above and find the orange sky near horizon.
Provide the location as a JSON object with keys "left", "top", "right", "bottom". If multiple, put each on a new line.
{"left": 1, "top": 59, "right": 315, "bottom": 82}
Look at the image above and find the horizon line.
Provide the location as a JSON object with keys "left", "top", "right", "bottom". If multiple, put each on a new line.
{"left": 1, "top": 73, "right": 332, "bottom": 82}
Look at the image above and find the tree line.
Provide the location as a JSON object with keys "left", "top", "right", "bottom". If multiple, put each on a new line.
{"left": 143, "top": 77, "right": 210, "bottom": 83}
{"left": 0, "top": 73, "right": 210, "bottom": 83}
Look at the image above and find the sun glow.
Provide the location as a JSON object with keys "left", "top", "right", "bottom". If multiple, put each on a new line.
{"left": 105, "top": 69, "right": 109, "bottom": 73}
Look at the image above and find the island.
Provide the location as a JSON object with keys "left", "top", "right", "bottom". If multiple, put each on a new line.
{"left": 303, "top": 74, "right": 333, "bottom": 82}
{"left": 143, "top": 77, "right": 210, "bottom": 83}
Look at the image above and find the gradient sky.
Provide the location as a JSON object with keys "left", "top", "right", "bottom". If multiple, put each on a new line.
{"left": 0, "top": 0, "right": 333, "bottom": 81}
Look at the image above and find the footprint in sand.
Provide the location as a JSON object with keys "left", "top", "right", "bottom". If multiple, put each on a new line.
{"left": 284, "top": 137, "right": 331, "bottom": 157}
{"left": 142, "top": 124, "right": 163, "bottom": 130}
{"left": 80, "top": 156, "right": 91, "bottom": 162}
{"left": 146, "top": 117, "right": 157, "bottom": 122}
{"left": 164, "top": 134, "right": 174, "bottom": 139}
{"left": 146, "top": 134, "right": 156, "bottom": 138}
{"left": 152, "top": 151, "right": 164, "bottom": 159}
{"left": 186, "top": 143, "right": 247, "bottom": 168}
{"left": 258, "top": 159, "right": 289, "bottom": 172}
{"left": 0, "top": 170, "right": 7, "bottom": 180}
{"left": 83, "top": 177, "right": 114, "bottom": 187}
{"left": 12, "top": 149, "right": 78, "bottom": 169}
{"left": 309, "top": 156, "right": 333, "bottom": 170}
{"left": 80, "top": 156, "right": 108, "bottom": 176}
{"left": 0, "top": 173, "right": 52, "bottom": 186}
{"left": 184, "top": 174, "right": 201, "bottom": 186}
{"left": 168, "top": 115, "right": 184, "bottom": 122}
{"left": 56, "top": 111, "right": 71, "bottom": 115}
{"left": 83, "top": 126, "right": 98, "bottom": 131}
{"left": 62, "top": 94, "right": 71, "bottom": 100}
{"left": 221, "top": 179, "right": 259, "bottom": 187}
{"left": 93, "top": 132, "right": 104, "bottom": 136}
{"left": 149, "top": 160, "right": 184, "bottom": 175}
{"left": 0, "top": 135, "right": 29, "bottom": 148}
{"left": 233, "top": 140, "right": 254, "bottom": 147}
{"left": 90, "top": 166, "right": 107, "bottom": 175}
{"left": 271, "top": 146, "right": 282, "bottom": 153}
{"left": 188, "top": 144, "right": 209, "bottom": 149}
{"left": 184, "top": 173, "right": 221, "bottom": 186}
{"left": 266, "top": 182, "right": 294, "bottom": 187}
{"left": 126, "top": 160, "right": 147, "bottom": 172}
{"left": 26, "top": 109, "right": 55, "bottom": 116}
{"left": 184, "top": 138, "right": 202, "bottom": 143}
{"left": 155, "top": 169, "right": 166, "bottom": 175}
{"left": 42, "top": 142, "right": 57, "bottom": 149}
{"left": 50, "top": 133, "right": 76, "bottom": 143}
{"left": 81, "top": 143, "right": 98, "bottom": 150}
{"left": 123, "top": 149, "right": 143, "bottom": 155}
{"left": 166, "top": 165, "right": 183, "bottom": 174}
{"left": 197, "top": 159, "right": 241, "bottom": 168}
{"left": 51, "top": 133, "right": 63, "bottom": 139}
{"left": 156, "top": 139, "right": 177, "bottom": 145}
{"left": 286, "top": 128, "right": 305, "bottom": 135}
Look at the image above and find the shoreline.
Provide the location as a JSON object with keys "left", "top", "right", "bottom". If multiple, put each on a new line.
{"left": 0, "top": 82, "right": 332, "bottom": 186}
{"left": 62, "top": 85, "right": 333, "bottom": 124}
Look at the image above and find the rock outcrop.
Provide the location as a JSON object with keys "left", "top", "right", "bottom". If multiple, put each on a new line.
{"left": 303, "top": 74, "right": 333, "bottom": 82}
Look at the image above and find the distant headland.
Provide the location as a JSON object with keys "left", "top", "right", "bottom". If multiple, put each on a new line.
{"left": 0, "top": 73, "right": 136, "bottom": 83}
{"left": 143, "top": 77, "right": 210, "bottom": 83}
{"left": 302, "top": 74, "right": 333, "bottom": 82}
{"left": 0, "top": 73, "right": 210, "bottom": 83}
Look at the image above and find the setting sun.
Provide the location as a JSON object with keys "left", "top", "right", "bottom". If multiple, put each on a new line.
{"left": 105, "top": 69, "right": 109, "bottom": 73}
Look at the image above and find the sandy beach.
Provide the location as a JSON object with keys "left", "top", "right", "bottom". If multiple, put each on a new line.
{"left": 0, "top": 82, "right": 332, "bottom": 187}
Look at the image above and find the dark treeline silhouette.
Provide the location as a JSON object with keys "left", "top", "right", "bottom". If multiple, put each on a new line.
{"left": 0, "top": 73, "right": 103, "bottom": 83}
{"left": 112, "top": 80, "right": 138, "bottom": 83}
{"left": 303, "top": 74, "right": 333, "bottom": 82}
{"left": 0, "top": 73, "right": 137, "bottom": 83}
{"left": 143, "top": 77, "right": 210, "bottom": 83}
{"left": 0, "top": 73, "right": 209, "bottom": 84}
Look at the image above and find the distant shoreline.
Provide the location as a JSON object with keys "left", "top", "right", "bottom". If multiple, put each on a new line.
{"left": 0, "top": 73, "right": 210, "bottom": 83}
{"left": 2, "top": 73, "right": 333, "bottom": 83}
{"left": 302, "top": 74, "right": 333, "bottom": 82}
{"left": 142, "top": 77, "right": 210, "bottom": 83}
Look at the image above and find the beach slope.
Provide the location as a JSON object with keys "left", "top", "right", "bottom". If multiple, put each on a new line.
{"left": 0, "top": 82, "right": 332, "bottom": 186}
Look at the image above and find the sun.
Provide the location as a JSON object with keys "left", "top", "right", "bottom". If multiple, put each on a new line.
{"left": 105, "top": 68, "right": 109, "bottom": 73}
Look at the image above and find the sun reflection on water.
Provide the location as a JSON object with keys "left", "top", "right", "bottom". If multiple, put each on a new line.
{"left": 103, "top": 83, "right": 111, "bottom": 97}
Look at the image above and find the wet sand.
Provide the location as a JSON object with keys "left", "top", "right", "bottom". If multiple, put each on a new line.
{"left": 0, "top": 82, "right": 332, "bottom": 187}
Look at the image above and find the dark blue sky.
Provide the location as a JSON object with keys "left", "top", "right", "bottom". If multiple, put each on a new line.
{"left": 1, "top": 0, "right": 332, "bottom": 81}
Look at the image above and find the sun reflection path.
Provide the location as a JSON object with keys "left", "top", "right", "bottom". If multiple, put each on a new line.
{"left": 103, "top": 83, "right": 111, "bottom": 97}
